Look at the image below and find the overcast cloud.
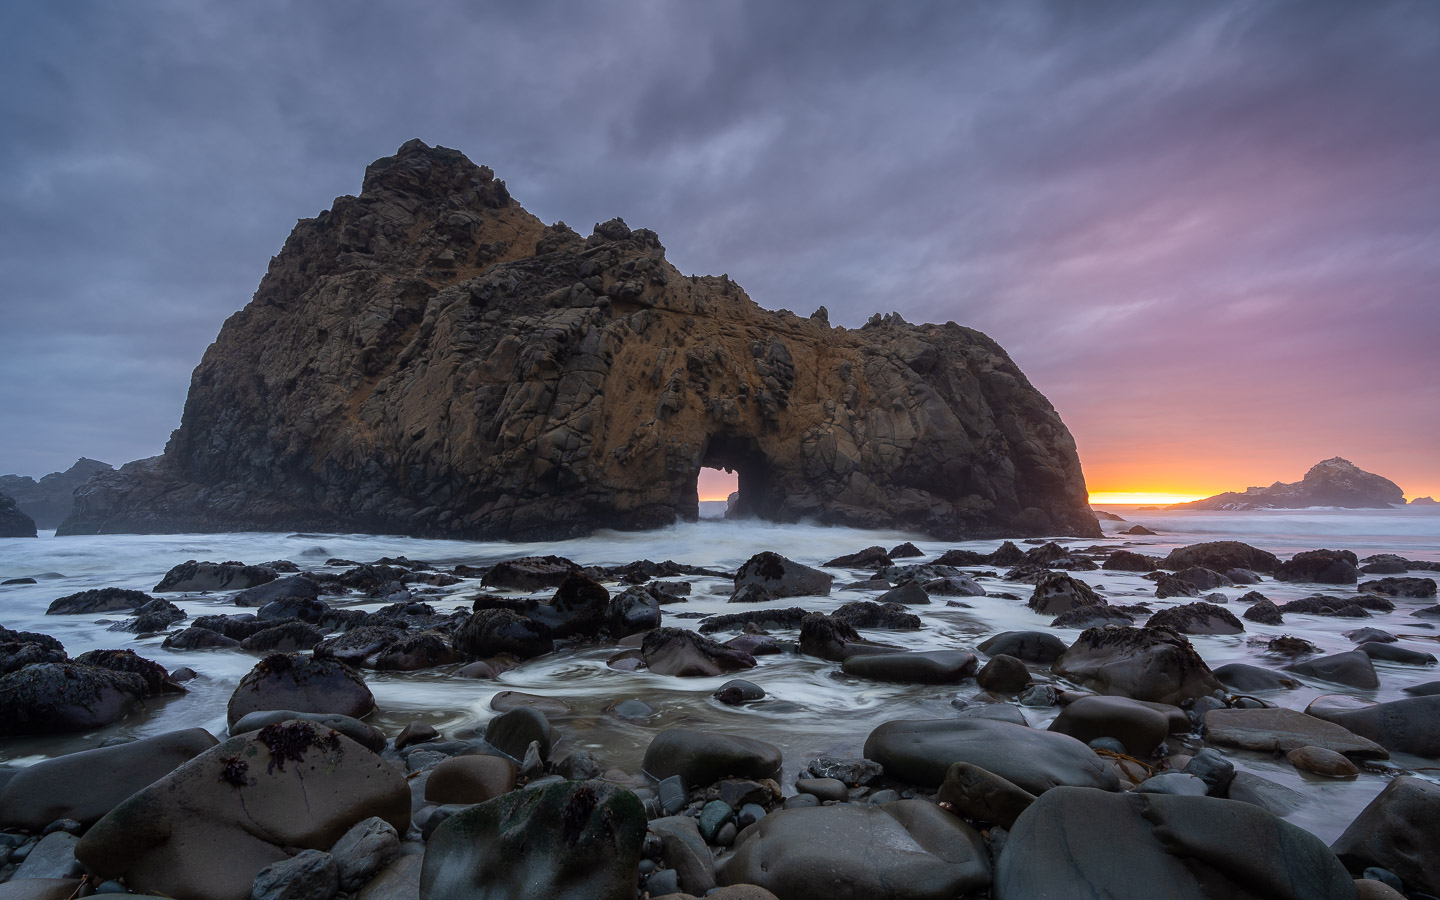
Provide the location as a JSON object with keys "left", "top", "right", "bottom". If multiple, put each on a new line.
{"left": 1, "top": 0, "right": 1436, "bottom": 495}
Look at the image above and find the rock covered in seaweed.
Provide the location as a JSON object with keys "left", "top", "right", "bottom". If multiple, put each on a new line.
{"left": 58, "top": 140, "right": 1098, "bottom": 541}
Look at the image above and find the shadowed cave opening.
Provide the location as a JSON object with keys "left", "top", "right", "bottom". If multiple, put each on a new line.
{"left": 691, "top": 434, "right": 773, "bottom": 520}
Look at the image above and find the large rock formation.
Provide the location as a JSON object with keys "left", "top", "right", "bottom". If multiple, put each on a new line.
{"left": 0, "top": 458, "right": 112, "bottom": 529}
{"left": 0, "top": 492, "right": 38, "bottom": 538}
{"left": 1170, "top": 457, "right": 1405, "bottom": 511}
{"left": 59, "top": 141, "right": 1098, "bottom": 541}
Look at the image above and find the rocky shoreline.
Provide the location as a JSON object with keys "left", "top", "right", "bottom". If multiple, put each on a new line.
{"left": 1, "top": 537, "right": 1438, "bottom": 899}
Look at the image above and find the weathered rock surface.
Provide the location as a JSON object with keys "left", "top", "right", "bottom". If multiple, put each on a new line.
{"left": 0, "top": 459, "right": 113, "bottom": 528}
{"left": 733, "top": 552, "right": 832, "bottom": 597}
{"left": 1146, "top": 601, "right": 1244, "bottom": 635}
{"left": 642, "top": 728, "right": 782, "bottom": 785}
{"left": 1161, "top": 541, "right": 1281, "bottom": 574}
{"left": 74, "top": 720, "right": 410, "bottom": 900}
{"left": 0, "top": 662, "right": 149, "bottom": 735}
{"left": 1050, "top": 626, "right": 1223, "bottom": 705}
{"left": 995, "top": 787, "right": 1357, "bottom": 899}
{"left": 717, "top": 801, "right": 991, "bottom": 900}
{"left": 58, "top": 141, "right": 1098, "bottom": 541}
{"left": 227, "top": 653, "right": 376, "bottom": 728}
{"left": 1204, "top": 708, "right": 1388, "bottom": 758}
{"left": 422, "top": 780, "right": 645, "bottom": 900}
{"left": 1306, "top": 695, "right": 1440, "bottom": 757}
{"left": 1171, "top": 457, "right": 1406, "bottom": 510}
{"left": 0, "top": 492, "right": 38, "bottom": 537}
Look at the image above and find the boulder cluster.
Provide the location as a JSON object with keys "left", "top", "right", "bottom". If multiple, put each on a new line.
{"left": 1, "top": 537, "right": 1438, "bottom": 899}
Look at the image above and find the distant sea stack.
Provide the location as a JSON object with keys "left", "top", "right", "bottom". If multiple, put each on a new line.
{"left": 0, "top": 493, "right": 37, "bottom": 538}
{"left": 60, "top": 140, "right": 1099, "bottom": 541}
{"left": 1169, "top": 457, "right": 1405, "bottom": 511}
{"left": 0, "top": 458, "right": 112, "bottom": 529}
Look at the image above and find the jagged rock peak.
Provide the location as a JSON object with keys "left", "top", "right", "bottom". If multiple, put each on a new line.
{"left": 1172, "top": 457, "right": 1406, "bottom": 511}
{"left": 60, "top": 140, "right": 1099, "bottom": 541}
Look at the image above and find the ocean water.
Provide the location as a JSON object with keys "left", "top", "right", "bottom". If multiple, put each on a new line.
{"left": 1, "top": 505, "right": 1438, "bottom": 842}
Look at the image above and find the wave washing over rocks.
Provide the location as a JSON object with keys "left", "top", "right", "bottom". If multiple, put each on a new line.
{"left": 1, "top": 513, "right": 1439, "bottom": 899}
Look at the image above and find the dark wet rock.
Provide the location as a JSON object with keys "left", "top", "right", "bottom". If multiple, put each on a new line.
{"left": 479, "top": 556, "right": 581, "bottom": 592}
{"left": 226, "top": 653, "right": 376, "bottom": 728}
{"left": 1102, "top": 550, "right": 1159, "bottom": 572}
{"left": 714, "top": 679, "right": 765, "bottom": 705}
{"left": 1359, "top": 555, "right": 1409, "bottom": 575}
{"left": 258, "top": 594, "right": 329, "bottom": 623}
{"left": 423, "top": 755, "right": 517, "bottom": 805}
{"left": 1332, "top": 776, "right": 1440, "bottom": 897}
{"left": 699, "top": 607, "right": 808, "bottom": 633}
{"left": 938, "top": 761, "right": 1036, "bottom": 828}
{"left": 1162, "top": 541, "right": 1281, "bottom": 574}
{"left": 1181, "top": 748, "right": 1235, "bottom": 796}
{"left": 12, "top": 832, "right": 83, "bottom": 879}
{"left": 1277, "top": 549, "right": 1359, "bottom": 584}
{"left": 45, "top": 587, "right": 153, "bottom": 615}
{"left": 1279, "top": 593, "right": 1390, "bottom": 617}
{"left": 332, "top": 828, "right": 402, "bottom": 900}
{"left": 515, "top": 573, "right": 610, "bottom": 638}
{"left": 251, "top": 849, "right": 338, "bottom": 900}
{"left": 191, "top": 613, "right": 277, "bottom": 640}
{"left": 648, "top": 815, "right": 715, "bottom": 894}
{"left": 1243, "top": 595, "right": 1284, "bottom": 625}
{"left": 1048, "top": 696, "right": 1169, "bottom": 756}
{"left": 154, "top": 559, "right": 277, "bottom": 593}
{"left": 163, "top": 625, "right": 242, "bottom": 650}
{"left": 453, "top": 609, "right": 553, "bottom": 660}
{"left": 484, "top": 706, "right": 555, "bottom": 761}
{"left": 798, "top": 613, "right": 894, "bottom": 662}
{"left": 604, "top": 586, "right": 661, "bottom": 636}
{"left": 1145, "top": 601, "right": 1244, "bottom": 635}
{"left": 1267, "top": 635, "right": 1319, "bottom": 655}
{"left": 0, "top": 728, "right": 218, "bottom": 829}
{"left": 1028, "top": 572, "right": 1105, "bottom": 616}
{"left": 111, "top": 606, "right": 185, "bottom": 635}
{"left": 1356, "top": 641, "right": 1436, "bottom": 665}
{"left": 312, "top": 625, "right": 406, "bottom": 664}
{"left": 1285, "top": 650, "right": 1380, "bottom": 689}
{"left": 1051, "top": 626, "right": 1223, "bottom": 705}
{"left": 876, "top": 581, "right": 931, "bottom": 605}
{"left": 842, "top": 650, "right": 979, "bottom": 684}
{"left": 717, "top": 800, "right": 991, "bottom": 899}
{"left": 1204, "top": 707, "right": 1387, "bottom": 758}
{"left": 987, "top": 541, "right": 1025, "bottom": 566}
{"left": 922, "top": 574, "right": 986, "bottom": 596}
{"left": 1172, "top": 566, "right": 1232, "bottom": 591}
{"left": 823, "top": 546, "right": 891, "bottom": 569}
{"left": 975, "top": 654, "right": 1031, "bottom": 693}
{"left": 734, "top": 552, "right": 833, "bottom": 598}
{"left": 643, "top": 728, "right": 782, "bottom": 784}
{"left": 933, "top": 548, "right": 989, "bottom": 566}
{"left": 830, "top": 600, "right": 921, "bottom": 630}
{"left": 242, "top": 621, "right": 327, "bottom": 653}
{"left": 1050, "top": 606, "right": 1133, "bottom": 628}
{"left": 977, "top": 631, "right": 1068, "bottom": 663}
{"left": 805, "top": 756, "right": 883, "bottom": 786}
{"left": 372, "top": 631, "right": 462, "bottom": 670}
{"left": 996, "top": 787, "right": 1355, "bottom": 899}
{"left": 1404, "top": 680, "right": 1440, "bottom": 696}
{"left": 889, "top": 542, "right": 923, "bottom": 558}
{"left": 727, "top": 583, "right": 775, "bottom": 604}
{"left": 1213, "top": 663, "right": 1300, "bottom": 691}
{"left": 234, "top": 574, "right": 321, "bottom": 608}
{"left": 231, "top": 710, "right": 386, "bottom": 753}
{"left": 0, "top": 661, "right": 149, "bottom": 735}
{"left": 0, "top": 492, "right": 38, "bottom": 537}
{"left": 74, "top": 720, "right": 409, "bottom": 900}
{"left": 490, "top": 690, "right": 571, "bottom": 717}
{"left": 863, "top": 717, "right": 1119, "bottom": 794}
{"left": 1307, "top": 695, "right": 1440, "bottom": 757}
{"left": 1360, "top": 576, "right": 1437, "bottom": 598}
{"left": 795, "top": 777, "right": 848, "bottom": 802}
{"left": 1153, "top": 574, "right": 1201, "bottom": 599}
{"left": 641, "top": 628, "right": 756, "bottom": 677}
{"left": 1347, "top": 627, "right": 1396, "bottom": 643}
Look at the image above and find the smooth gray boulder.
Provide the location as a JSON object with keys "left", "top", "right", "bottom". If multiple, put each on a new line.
{"left": 734, "top": 552, "right": 833, "bottom": 598}
{"left": 863, "top": 717, "right": 1119, "bottom": 794}
{"left": 977, "top": 631, "right": 1067, "bottom": 662}
{"left": 1306, "top": 695, "right": 1440, "bottom": 758}
{"left": 1051, "top": 626, "right": 1222, "bottom": 705}
{"left": 1047, "top": 695, "right": 1170, "bottom": 757}
{"left": 1285, "top": 650, "right": 1379, "bottom": 690}
{"left": 995, "top": 787, "right": 1355, "bottom": 899}
{"left": 642, "top": 729, "right": 782, "bottom": 785}
{"left": 840, "top": 650, "right": 977, "bottom": 684}
{"left": 1332, "top": 776, "right": 1440, "bottom": 897}
{"left": 1204, "top": 708, "right": 1388, "bottom": 759}
{"left": 717, "top": 800, "right": 991, "bottom": 900}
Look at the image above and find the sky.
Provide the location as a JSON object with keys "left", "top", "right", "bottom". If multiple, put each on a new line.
{"left": 2, "top": 1, "right": 1437, "bottom": 503}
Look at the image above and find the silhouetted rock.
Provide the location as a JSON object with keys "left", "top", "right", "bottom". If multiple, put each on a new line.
{"left": 1171, "top": 457, "right": 1405, "bottom": 510}
{"left": 1277, "top": 549, "right": 1359, "bottom": 584}
{"left": 0, "top": 458, "right": 111, "bottom": 529}
{"left": 57, "top": 141, "right": 1098, "bottom": 541}
{"left": 0, "top": 492, "right": 37, "bottom": 537}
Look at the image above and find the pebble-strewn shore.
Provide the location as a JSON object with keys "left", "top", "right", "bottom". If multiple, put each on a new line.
{"left": 1, "top": 536, "right": 1438, "bottom": 899}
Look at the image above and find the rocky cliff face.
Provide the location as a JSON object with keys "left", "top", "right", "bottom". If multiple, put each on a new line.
{"left": 0, "top": 458, "right": 112, "bottom": 529}
{"left": 0, "top": 493, "right": 38, "bottom": 538}
{"left": 1171, "top": 457, "right": 1406, "bottom": 511}
{"left": 60, "top": 141, "right": 1099, "bottom": 541}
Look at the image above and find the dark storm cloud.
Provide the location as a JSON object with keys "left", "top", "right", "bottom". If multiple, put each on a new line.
{"left": 1, "top": 0, "right": 1437, "bottom": 494}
